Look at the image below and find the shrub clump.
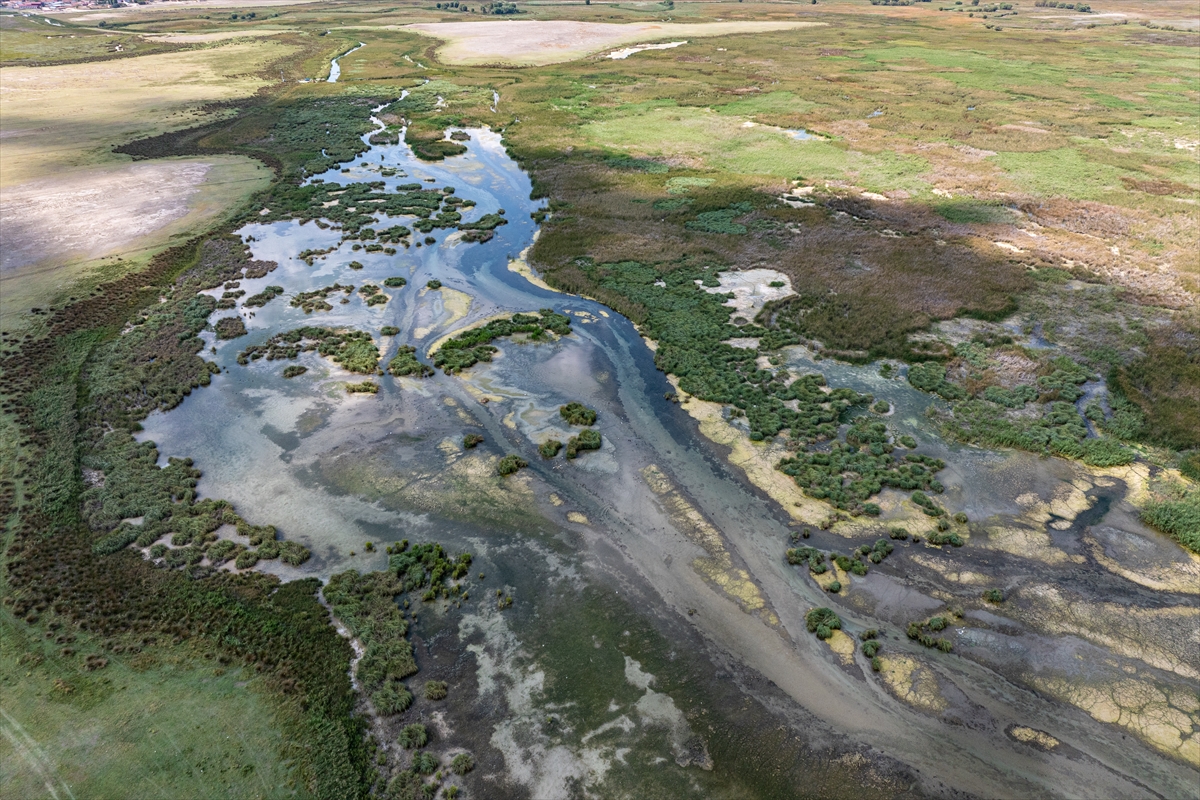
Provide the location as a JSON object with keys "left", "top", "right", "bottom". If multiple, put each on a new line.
{"left": 424, "top": 680, "right": 448, "bottom": 700}
{"left": 463, "top": 433, "right": 484, "bottom": 449}
{"left": 450, "top": 753, "right": 475, "bottom": 775}
{"left": 559, "top": 402, "right": 597, "bottom": 426}
{"left": 282, "top": 365, "right": 308, "bottom": 378}
{"left": 565, "top": 428, "right": 601, "bottom": 459}
{"left": 398, "top": 723, "right": 429, "bottom": 749}
{"left": 384, "top": 276, "right": 408, "bottom": 287}
{"left": 346, "top": 381, "right": 379, "bottom": 394}
{"left": 805, "top": 607, "right": 842, "bottom": 639}
{"left": 243, "top": 285, "right": 284, "bottom": 308}
{"left": 983, "top": 588, "right": 1005, "bottom": 603}
{"left": 388, "top": 345, "right": 434, "bottom": 378}
{"left": 214, "top": 316, "right": 248, "bottom": 340}
{"left": 497, "top": 454, "right": 527, "bottom": 475}
{"left": 539, "top": 439, "right": 563, "bottom": 458}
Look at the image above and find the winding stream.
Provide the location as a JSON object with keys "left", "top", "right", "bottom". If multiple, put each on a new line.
{"left": 136, "top": 117, "right": 1198, "bottom": 797}
{"left": 327, "top": 42, "right": 365, "bottom": 83}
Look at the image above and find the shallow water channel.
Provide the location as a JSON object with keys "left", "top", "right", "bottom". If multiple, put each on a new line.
{"left": 137, "top": 120, "right": 1197, "bottom": 797}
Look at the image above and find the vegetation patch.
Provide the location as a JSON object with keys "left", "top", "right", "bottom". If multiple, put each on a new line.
{"left": 292, "top": 283, "right": 355, "bottom": 314}
{"left": 432, "top": 310, "right": 571, "bottom": 374}
{"left": 244, "top": 284, "right": 284, "bottom": 308}
{"left": 559, "top": 401, "right": 597, "bottom": 426}
{"left": 497, "top": 454, "right": 528, "bottom": 475}
{"left": 237, "top": 327, "right": 379, "bottom": 374}
{"left": 565, "top": 428, "right": 602, "bottom": 459}
{"left": 213, "top": 316, "right": 247, "bottom": 340}
{"left": 388, "top": 346, "right": 434, "bottom": 378}
{"left": 805, "top": 607, "right": 842, "bottom": 640}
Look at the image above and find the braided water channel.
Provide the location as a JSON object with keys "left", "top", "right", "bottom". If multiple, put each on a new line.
{"left": 136, "top": 120, "right": 1198, "bottom": 797}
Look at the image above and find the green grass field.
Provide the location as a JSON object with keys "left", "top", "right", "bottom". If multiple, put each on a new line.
{"left": 0, "top": 610, "right": 303, "bottom": 800}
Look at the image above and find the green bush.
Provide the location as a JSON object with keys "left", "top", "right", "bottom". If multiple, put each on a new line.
{"left": 566, "top": 428, "right": 601, "bottom": 459}
{"left": 384, "top": 276, "right": 408, "bottom": 287}
{"left": 539, "top": 439, "right": 563, "bottom": 458}
{"left": 381, "top": 326, "right": 400, "bottom": 336}
{"left": 898, "top": 434, "right": 917, "bottom": 449}
{"left": 559, "top": 401, "right": 598, "bottom": 426}
{"left": 346, "top": 381, "right": 379, "bottom": 394}
{"left": 283, "top": 365, "right": 308, "bottom": 378}
{"left": 450, "top": 753, "right": 475, "bottom": 775}
{"left": 497, "top": 454, "right": 527, "bottom": 476}
{"left": 424, "top": 680, "right": 448, "bottom": 700}
{"left": 826, "top": 580, "right": 842, "bottom": 593}
{"left": 388, "top": 345, "right": 434, "bottom": 378}
{"left": 214, "top": 316, "right": 248, "bottom": 340}
{"left": 463, "top": 433, "right": 484, "bottom": 449}
{"left": 1140, "top": 488, "right": 1200, "bottom": 553}
{"left": 862, "top": 640, "right": 881, "bottom": 658}
{"left": 411, "top": 752, "right": 438, "bottom": 774}
{"left": 426, "top": 280, "right": 442, "bottom": 289}
{"left": 983, "top": 588, "right": 1005, "bottom": 603}
{"left": 805, "top": 607, "right": 842, "bottom": 639}
{"left": 399, "top": 723, "right": 429, "bottom": 749}
{"left": 872, "top": 400, "right": 890, "bottom": 414}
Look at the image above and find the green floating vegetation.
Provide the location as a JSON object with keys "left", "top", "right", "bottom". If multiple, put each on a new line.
{"left": 497, "top": 454, "right": 528, "bottom": 475}
{"left": 805, "top": 607, "right": 842, "bottom": 640}
{"left": 291, "top": 283, "right": 354, "bottom": 314}
{"left": 539, "top": 439, "right": 563, "bottom": 458}
{"left": 566, "top": 428, "right": 601, "bottom": 459}
{"left": 237, "top": 327, "right": 379, "bottom": 374}
{"left": 433, "top": 310, "right": 571, "bottom": 374}
{"left": 282, "top": 365, "right": 308, "bottom": 379}
{"left": 463, "top": 433, "right": 484, "bottom": 449}
{"left": 243, "top": 285, "right": 284, "bottom": 308}
{"left": 559, "top": 401, "right": 597, "bottom": 426}
{"left": 346, "top": 381, "right": 379, "bottom": 394}
{"left": 387, "top": 345, "right": 433, "bottom": 377}
{"left": 348, "top": 260, "right": 365, "bottom": 270}
{"left": 213, "top": 316, "right": 247, "bottom": 340}
{"left": 384, "top": 276, "right": 408, "bottom": 287}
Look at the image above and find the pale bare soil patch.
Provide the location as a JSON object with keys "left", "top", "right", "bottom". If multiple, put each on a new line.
{"left": 0, "top": 156, "right": 267, "bottom": 273}
{"left": 0, "top": 156, "right": 271, "bottom": 329}
{"left": 404, "top": 20, "right": 824, "bottom": 66}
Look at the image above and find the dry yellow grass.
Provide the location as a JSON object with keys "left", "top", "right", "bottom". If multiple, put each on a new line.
{"left": 0, "top": 41, "right": 291, "bottom": 187}
{"left": 404, "top": 20, "right": 825, "bottom": 66}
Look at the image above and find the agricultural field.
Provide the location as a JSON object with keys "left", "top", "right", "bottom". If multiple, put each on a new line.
{"left": 1, "top": 0, "right": 1197, "bottom": 798}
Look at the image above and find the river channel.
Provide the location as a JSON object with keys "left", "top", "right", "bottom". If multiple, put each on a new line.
{"left": 137, "top": 116, "right": 1198, "bottom": 798}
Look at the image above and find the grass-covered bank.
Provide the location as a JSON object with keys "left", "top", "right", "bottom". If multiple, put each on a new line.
{"left": 0, "top": 233, "right": 375, "bottom": 797}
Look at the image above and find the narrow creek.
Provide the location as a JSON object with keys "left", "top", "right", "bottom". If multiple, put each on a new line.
{"left": 135, "top": 116, "right": 1197, "bottom": 798}
{"left": 327, "top": 42, "right": 365, "bottom": 83}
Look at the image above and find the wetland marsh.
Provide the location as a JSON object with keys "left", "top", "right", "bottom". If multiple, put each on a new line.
{"left": 2, "top": 2, "right": 1197, "bottom": 797}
